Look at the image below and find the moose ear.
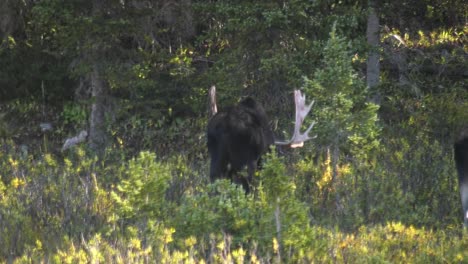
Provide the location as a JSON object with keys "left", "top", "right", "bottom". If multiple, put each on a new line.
{"left": 209, "top": 85, "right": 217, "bottom": 116}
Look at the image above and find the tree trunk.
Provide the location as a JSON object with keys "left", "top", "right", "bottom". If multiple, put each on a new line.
{"left": 0, "top": 0, "right": 16, "bottom": 41}
{"left": 88, "top": 0, "right": 109, "bottom": 155}
{"left": 330, "top": 143, "right": 342, "bottom": 214}
{"left": 366, "top": 1, "right": 380, "bottom": 104}
{"left": 89, "top": 63, "right": 108, "bottom": 153}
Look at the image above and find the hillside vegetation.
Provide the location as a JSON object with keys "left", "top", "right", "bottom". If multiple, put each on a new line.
{"left": 0, "top": 0, "right": 467, "bottom": 263}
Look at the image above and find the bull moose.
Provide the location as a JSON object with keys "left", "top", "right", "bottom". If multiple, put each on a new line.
{"left": 207, "top": 86, "right": 315, "bottom": 192}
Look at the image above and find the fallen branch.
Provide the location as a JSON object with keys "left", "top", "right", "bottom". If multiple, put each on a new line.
{"left": 62, "top": 130, "right": 88, "bottom": 151}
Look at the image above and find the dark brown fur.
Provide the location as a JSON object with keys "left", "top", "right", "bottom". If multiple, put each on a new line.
{"left": 455, "top": 128, "right": 468, "bottom": 226}
{"left": 207, "top": 98, "right": 274, "bottom": 192}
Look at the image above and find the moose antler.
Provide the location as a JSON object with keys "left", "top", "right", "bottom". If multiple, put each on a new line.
{"left": 275, "top": 90, "right": 316, "bottom": 148}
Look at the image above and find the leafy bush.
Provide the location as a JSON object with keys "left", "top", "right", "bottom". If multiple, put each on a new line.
{"left": 111, "top": 151, "right": 171, "bottom": 221}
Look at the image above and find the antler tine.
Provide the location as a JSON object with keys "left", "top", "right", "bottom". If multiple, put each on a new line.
{"left": 304, "top": 120, "right": 317, "bottom": 137}
{"left": 294, "top": 91, "right": 314, "bottom": 129}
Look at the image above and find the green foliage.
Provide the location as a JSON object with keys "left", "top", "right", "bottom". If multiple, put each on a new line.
{"left": 303, "top": 24, "right": 380, "bottom": 155}
{"left": 0, "top": 134, "right": 466, "bottom": 262}
{"left": 172, "top": 152, "right": 314, "bottom": 258}
{"left": 174, "top": 180, "right": 254, "bottom": 241}
{"left": 257, "top": 151, "right": 314, "bottom": 254}
{"left": 1, "top": 0, "right": 467, "bottom": 262}
{"left": 112, "top": 151, "right": 171, "bottom": 221}
{"left": 336, "top": 222, "right": 468, "bottom": 263}
{"left": 0, "top": 143, "right": 104, "bottom": 259}
{"left": 61, "top": 102, "right": 87, "bottom": 127}
{"left": 296, "top": 25, "right": 380, "bottom": 229}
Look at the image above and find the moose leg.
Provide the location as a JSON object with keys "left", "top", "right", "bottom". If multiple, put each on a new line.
{"left": 455, "top": 132, "right": 468, "bottom": 227}
{"left": 460, "top": 179, "right": 468, "bottom": 227}
{"left": 209, "top": 149, "right": 229, "bottom": 182}
{"left": 227, "top": 160, "right": 256, "bottom": 194}
{"left": 243, "top": 160, "right": 258, "bottom": 193}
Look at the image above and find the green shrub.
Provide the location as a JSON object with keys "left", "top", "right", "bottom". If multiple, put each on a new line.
{"left": 111, "top": 151, "right": 171, "bottom": 223}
